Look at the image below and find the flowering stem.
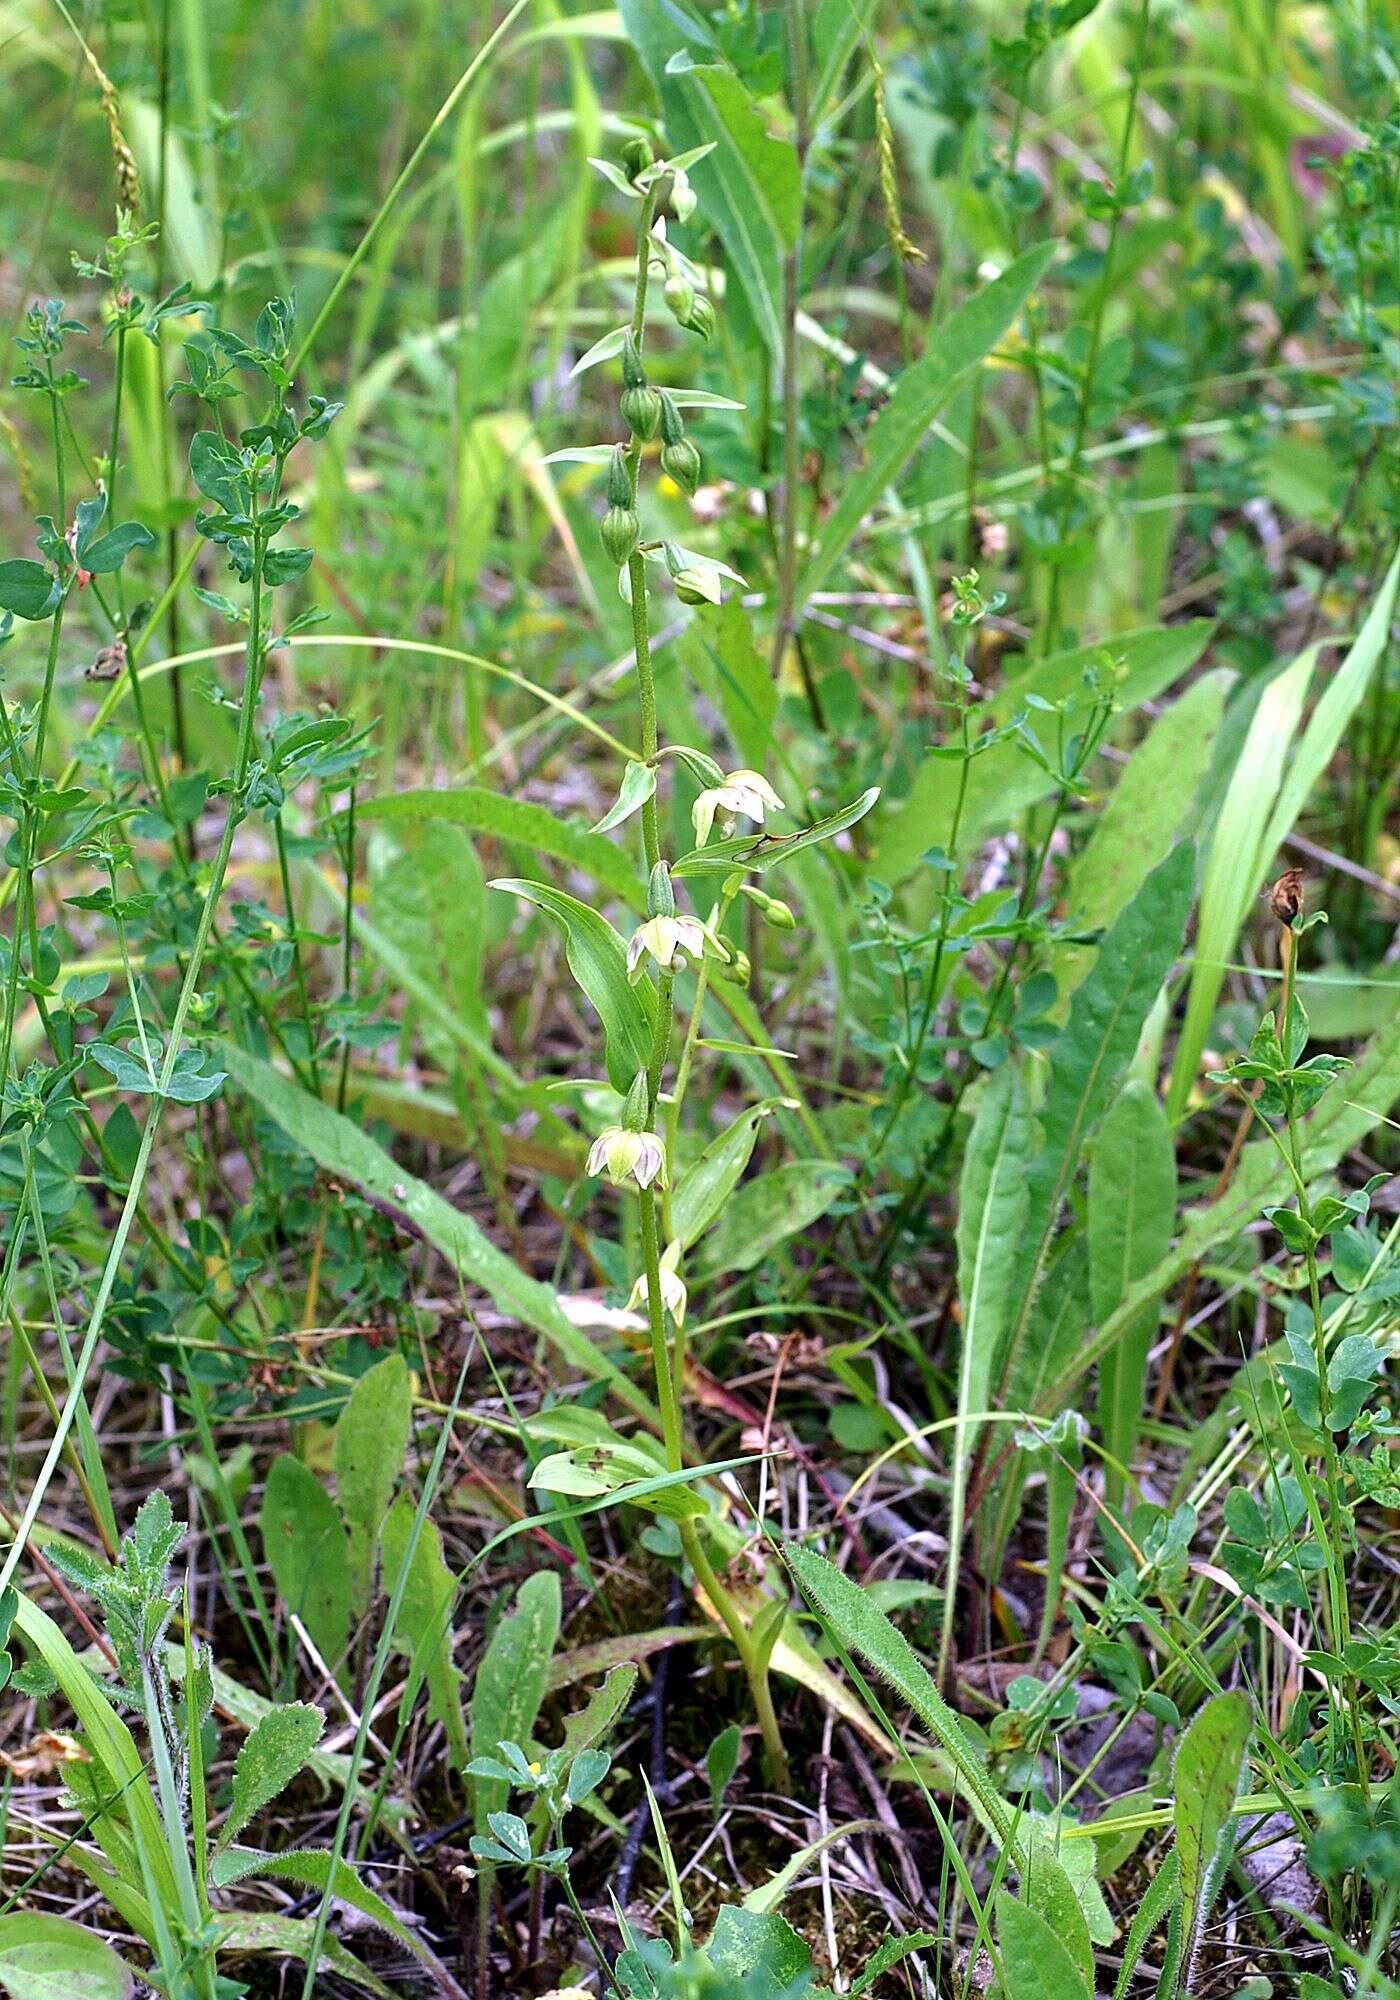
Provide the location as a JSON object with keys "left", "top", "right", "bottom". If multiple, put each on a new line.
{"left": 618, "top": 190, "right": 789, "bottom": 1791}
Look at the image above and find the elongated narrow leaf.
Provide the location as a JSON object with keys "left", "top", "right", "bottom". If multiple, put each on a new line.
{"left": 470, "top": 1571, "right": 561, "bottom": 1823}
{"left": 382, "top": 1496, "right": 467, "bottom": 1768}
{"left": 1090, "top": 1080, "right": 1176, "bottom": 1507}
{"left": 1058, "top": 670, "right": 1230, "bottom": 1007}
{"left": 356, "top": 786, "right": 642, "bottom": 906}
{"left": 994, "top": 841, "right": 1195, "bottom": 1404}
{"left": 695, "top": 1160, "right": 851, "bottom": 1274}
{"left": 617, "top": 0, "right": 785, "bottom": 354}
{"left": 1175, "top": 1691, "right": 1251, "bottom": 1972}
{"left": 1166, "top": 645, "right": 1315, "bottom": 1119}
{"left": 492, "top": 878, "right": 655, "bottom": 1089}
{"left": 259, "top": 1457, "right": 351, "bottom": 1668}
{"left": 334, "top": 1356, "right": 411, "bottom": 1614}
{"left": 220, "top": 1043, "right": 657, "bottom": 1424}
{"left": 784, "top": 1544, "right": 1024, "bottom": 1861}
{"left": 211, "top": 1847, "right": 428, "bottom": 1969}
{"left": 672, "top": 787, "right": 879, "bottom": 877}
{"left": 1260, "top": 545, "right": 1400, "bottom": 864}
{"left": 794, "top": 243, "right": 1056, "bottom": 610}
{"left": 1112, "top": 1849, "right": 1180, "bottom": 2000}
{"left": 942, "top": 1065, "right": 1033, "bottom": 1676}
{"left": 672, "top": 1098, "right": 787, "bottom": 1249}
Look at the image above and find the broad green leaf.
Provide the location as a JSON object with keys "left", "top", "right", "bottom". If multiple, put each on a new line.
{"left": 672, "top": 788, "right": 880, "bottom": 877}
{"left": 675, "top": 60, "right": 801, "bottom": 248}
{"left": 492, "top": 878, "right": 655, "bottom": 1090}
{"left": 203, "top": 1912, "right": 388, "bottom": 1996}
{"left": 334, "top": 1355, "right": 411, "bottom": 1613}
{"left": 356, "top": 785, "right": 641, "bottom": 906}
{"left": 0, "top": 560, "right": 58, "bottom": 621}
{"left": 1166, "top": 644, "right": 1315, "bottom": 1119}
{"left": 877, "top": 622, "right": 1214, "bottom": 881}
{"left": 0, "top": 1915, "right": 132, "bottom": 2000}
{"left": 382, "top": 1495, "right": 468, "bottom": 1767}
{"left": 695, "top": 1160, "right": 851, "bottom": 1275}
{"left": 80, "top": 522, "right": 156, "bottom": 573}
{"left": 219, "top": 1043, "right": 658, "bottom": 1424}
{"left": 259, "top": 1456, "right": 352, "bottom": 1668}
{"left": 707, "top": 1908, "right": 811, "bottom": 1989}
{"left": 470, "top": 1571, "right": 561, "bottom": 1825}
{"left": 530, "top": 1442, "right": 707, "bottom": 1518}
{"left": 784, "top": 1544, "right": 1023, "bottom": 1862}
{"left": 942, "top": 1064, "right": 1033, "bottom": 1678}
{"left": 1058, "top": 670, "right": 1230, "bottom": 1007}
{"left": 671, "top": 1098, "right": 787, "bottom": 1249}
{"left": 994, "top": 842, "right": 1195, "bottom": 1404}
{"left": 994, "top": 1894, "right": 1092, "bottom": 2000}
{"left": 219, "top": 1703, "right": 325, "bottom": 1850}
{"left": 1017, "top": 1845, "right": 1095, "bottom": 1988}
{"left": 1090, "top": 1080, "right": 1176, "bottom": 1508}
{"left": 794, "top": 243, "right": 1056, "bottom": 610}
{"left": 686, "top": 596, "right": 777, "bottom": 773}
{"left": 1175, "top": 1691, "right": 1251, "bottom": 1964}
{"left": 370, "top": 821, "right": 487, "bottom": 1066}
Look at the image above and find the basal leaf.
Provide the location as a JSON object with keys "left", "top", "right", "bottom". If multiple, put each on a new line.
{"left": 219, "top": 1703, "right": 326, "bottom": 1850}
{"left": 0, "top": 1914, "right": 133, "bottom": 2000}
{"left": 994, "top": 1894, "right": 1092, "bottom": 2000}
{"left": 258, "top": 1456, "right": 352, "bottom": 1669}
{"left": 334, "top": 1355, "right": 411, "bottom": 1614}
{"left": 1090, "top": 1080, "right": 1176, "bottom": 1508}
{"left": 1174, "top": 1690, "right": 1251, "bottom": 1970}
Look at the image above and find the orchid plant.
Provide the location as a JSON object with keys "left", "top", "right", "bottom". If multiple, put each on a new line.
{"left": 499, "top": 138, "right": 878, "bottom": 1785}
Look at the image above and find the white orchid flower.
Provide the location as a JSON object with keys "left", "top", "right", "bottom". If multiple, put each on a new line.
{"left": 627, "top": 1239, "right": 687, "bottom": 1326}
{"left": 691, "top": 769, "right": 785, "bottom": 848}
{"left": 626, "top": 911, "right": 729, "bottom": 983}
{"left": 586, "top": 1125, "right": 668, "bottom": 1190}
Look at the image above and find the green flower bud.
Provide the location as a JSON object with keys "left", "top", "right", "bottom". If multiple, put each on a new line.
{"left": 660, "top": 436, "right": 702, "bottom": 496}
{"left": 606, "top": 443, "right": 632, "bottom": 510}
{"left": 621, "top": 330, "right": 646, "bottom": 390}
{"left": 621, "top": 1068, "right": 651, "bottom": 1131}
{"left": 620, "top": 136, "right": 654, "bottom": 184}
{"left": 600, "top": 504, "right": 640, "bottom": 566}
{"left": 647, "top": 859, "right": 676, "bottom": 919}
{"left": 659, "top": 390, "right": 685, "bottom": 448}
{"left": 664, "top": 271, "right": 695, "bottom": 326}
{"left": 684, "top": 294, "right": 715, "bottom": 342}
{"left": 762, "top": 896, "right": 796, "bottom": 930}
{"left": 673, "top": 565, "right": 715, "bottom": 605}
{"left": 621, "top": 383, "right": 662, "bottom": 441}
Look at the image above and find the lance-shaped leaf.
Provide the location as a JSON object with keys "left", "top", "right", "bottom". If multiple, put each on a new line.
{"left": 492, "top": 878, "right": 655, "bottom": 1090}
{"left": 1090, "top": 1080, "right": 1176, "bottom": 1508}
{"left": 993, "top": 841, "right": 1195, "bottom": 1405}
{"left": 219, "top": 1703, "right": 326, "bottom": 1850}
{"left": 793, "top": 243, "right": 1056, "bottom": 610}
{"left": 1175, "top": 1690, "right": 1251, "bottom": 1977}
{"left": 940, "top": 1064, "right": 1033, "bottom": 1680}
